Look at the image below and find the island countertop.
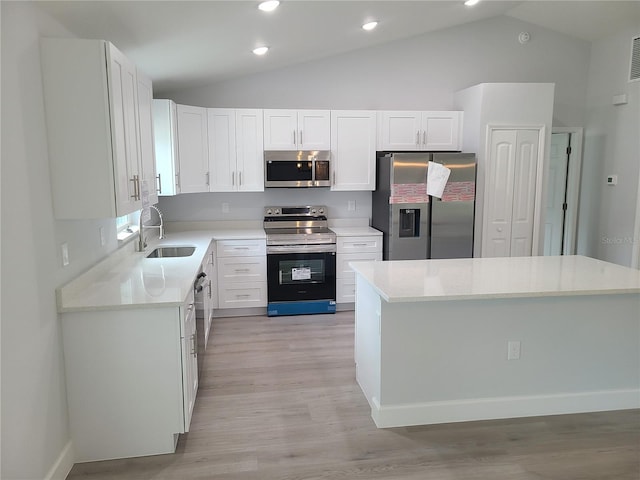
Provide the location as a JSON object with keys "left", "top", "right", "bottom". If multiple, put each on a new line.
{"left": 349, "top": 255, "right": 640, "bottom": 303}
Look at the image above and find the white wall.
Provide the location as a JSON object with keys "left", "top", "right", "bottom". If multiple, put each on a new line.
{"left": 578, "top": 26, "right": 640, "bottom": 267}
{"left": 162, "top": 16, "right": 590, "bottom": 129}
{"left": 0, "top": 3, "right": 120, "bottom": 478}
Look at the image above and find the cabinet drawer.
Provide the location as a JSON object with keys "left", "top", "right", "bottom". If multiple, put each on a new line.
{"left": 337, "top": 252, "right": 382, "bottom": 277}
{"left": 337, "top": 277, "right": 356, "bottom": 304}
{"left": 218, "top": 282, "right": 267, "bottom": 308}
{"left": 218, "top": 256, "right": 266, "bottom": 282}
{"left": 337, "top": 236, "right": 382, "bottom": 253}
{"left": 217, "top": 239, "right": 266, "bottom": 257}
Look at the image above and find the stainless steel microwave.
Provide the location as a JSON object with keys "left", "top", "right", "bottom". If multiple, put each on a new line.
{"left": 264, "top": 150, "right": 331, "bottom": 188}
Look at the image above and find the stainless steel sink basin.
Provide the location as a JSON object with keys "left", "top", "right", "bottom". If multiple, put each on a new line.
{"left": 146, "top": 246, "right": 196, "bottom": 258}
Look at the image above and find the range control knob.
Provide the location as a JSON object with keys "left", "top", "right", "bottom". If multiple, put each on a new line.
{"left": 311, "top": 208, "right": 317, "bottom": 215}
{"left": 266, "top": 209, "right": 272, "bottom": 215}
{"left": 318, "top": 207, "right": 325, "bottom": 214}
{"left": 275, "top": 208, "right": 281, "bottom": 215}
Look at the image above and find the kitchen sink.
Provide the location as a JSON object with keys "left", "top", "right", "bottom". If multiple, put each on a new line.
{"left": 146, "top": 246, "right": 196, "bottom": 258}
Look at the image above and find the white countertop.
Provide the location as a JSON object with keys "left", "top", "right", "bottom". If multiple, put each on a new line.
{"left": 330, "top": 226, "right": 382, "bottom": 237}
{"left": 57, "top": 229, "right": 265, "bottom": 313}
{"left": 349, "top": 255, "right": 640, "bottom": 303}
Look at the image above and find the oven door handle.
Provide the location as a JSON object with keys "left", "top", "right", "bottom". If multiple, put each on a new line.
{"left": 267, "top": 244, "right": 336, "bottom": 254}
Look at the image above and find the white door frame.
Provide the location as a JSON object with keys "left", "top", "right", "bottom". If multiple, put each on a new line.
{"left": 551, "top": 127, "right": 584, "bottom": 255}
{"left": 484, "top": 124, "right": 547, "bottom": 256}
{"left": 632, "top": 154, "right": 640, "bottom": 269}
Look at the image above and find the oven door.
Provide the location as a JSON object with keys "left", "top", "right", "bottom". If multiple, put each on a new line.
{"left": 265, "top": 160, "right": 314, "bottom": 187}
{"left": 266, "top": 245, "right": 336, "bottom": 315}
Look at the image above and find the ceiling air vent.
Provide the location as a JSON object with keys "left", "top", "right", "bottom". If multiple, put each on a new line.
{"left": 630, "top": 35, "right": 640, "bottom": 82}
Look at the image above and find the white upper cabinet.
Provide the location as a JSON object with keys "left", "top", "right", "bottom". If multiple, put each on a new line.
{"left": 153, "top": 99, "right": 180, "bottom": 196}
{"left": 330, "top": 110, "right": 377, "bottom": 191}
{"left": 41, "top": 38, "right": 153, "bottom": 218}
{"left": 263, "top": 109, "right": 330, "bottom": 150}
{"left": 378, "top": 111, "right": 462, "bottom": 151}
{"left": 176, "top": 104, "right": 209, "bottom": 193}
{"left": 136, "top": 70, "right": 158, "bottom": 206}
{"left": 208, "top": 108, "right": 264, "bottom": 192}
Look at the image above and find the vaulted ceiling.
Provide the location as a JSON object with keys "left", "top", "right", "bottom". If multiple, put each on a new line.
{"left": 34, "top": 1, "right": 640, "bottom": 94}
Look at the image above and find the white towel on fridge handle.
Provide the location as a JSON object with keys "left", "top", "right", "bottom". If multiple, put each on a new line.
{"left": 427, "top": 161, "right": 451, "bottom": 198}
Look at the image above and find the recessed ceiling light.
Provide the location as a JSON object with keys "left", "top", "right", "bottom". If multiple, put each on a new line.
{"left": 258, "top": 1, "right": 280, "bottom": 12}
{"left": 362, "top": 21, "right": 378, "bottom": 31}
{"left": 253, "top": 46, "right": 269, "bottom": 56}
{"left": 464, "top": 0, "right": 480, "bottom": 6}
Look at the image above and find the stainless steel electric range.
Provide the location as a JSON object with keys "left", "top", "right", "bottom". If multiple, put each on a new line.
{"left": 263, "top": 205, "right": 337, "bottom": 316}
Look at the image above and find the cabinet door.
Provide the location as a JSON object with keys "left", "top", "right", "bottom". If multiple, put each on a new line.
{"left": 107, "top": 43, "right": 142, "bottom": 216}
{"left": 330, "top": 111, "right": 376, "bottom": 191}
{"left": 208, "top": 108, "right": 236, "bottom": 192}
{"left": 181, "top": 298, "right": 198, "bottom": 431}
{"left": 378, "top": 111, "right": 421, "bottom": 151}
{"left": 177, "top": 104, "right": 209, "bottom": 193}
{"left": 153, "top": 99, "right": 180, "bottom": 196}
{"left": 298, "top": 110, "right": 331, "bottom": 150}
{"left": 136, "top": 70, "right": 158, "bottom": 206}
{"left": 421, "top": 111, "right": 462, "bottom": 151}
{"left": 236, "top": 109, "right": 265, "bottom": 191}
{"left": 263, "top": 109, "right": 298, "bottom": 150}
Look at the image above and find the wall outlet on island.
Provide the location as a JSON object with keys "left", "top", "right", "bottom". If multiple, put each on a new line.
{"left": 222, "top": 202, "right": 230, "bottom": 214}
{"left": 507, "top": 340, "right": 521, "bottom": 360}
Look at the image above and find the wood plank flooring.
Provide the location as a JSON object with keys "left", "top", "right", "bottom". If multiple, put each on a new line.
{"left": 68, "top": 311, "right": 640, "bottom": 479}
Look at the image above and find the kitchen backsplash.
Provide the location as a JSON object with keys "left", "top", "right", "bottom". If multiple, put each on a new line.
{"left": 157, "top": 190, "right": 372, "bottom": 222}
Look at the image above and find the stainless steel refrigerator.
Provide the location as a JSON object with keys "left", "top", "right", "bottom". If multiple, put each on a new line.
{"left": 371, "top": 152, "right": 476, "bottom": 260}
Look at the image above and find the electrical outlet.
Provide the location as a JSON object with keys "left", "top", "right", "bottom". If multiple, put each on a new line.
{"left": 99, "top": 226, "right": 106, "bottom": 246}
{"left": 222, "top": 202, "right": 230, "bottom": 214}
{"left": 348, "top": 200, "right": 356, "bottom": 212}
{"left": 507, "top": 340, "right": 521, "bottom": 360}
{"left": 61, "top": 243, "right": 70, "bottom": 267}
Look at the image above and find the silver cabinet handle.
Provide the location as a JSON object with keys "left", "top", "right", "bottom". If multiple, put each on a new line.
{"left": 416, "top": 131, "right": 420, "bottom": 146}
{"left": 239, "top": 171, "right": 242, "bottom": 186}
{"left": 299, "top": 130, "right": 303, "bottom": 145}
{"left": 234, "top": 268, "right": 251, "bottom": 273}
{"left": 191, "top": 333, "right": 197, "bottom": 357}
{"left": 236, "top": 294, "right": 251, "bottom": 298}
{"left": 207, "top": 280, "right": 212, "bottom": 298}
{"left": 156, "top": 173, "right": 162, "bottom": 194}
{"left": 352, "top": 243, "right": 368, "bottom": 247}
{"left": 293, "top": 130, "right": 296, "bottom": 145}
{"left": 175, "top": 173, "right": 180, "bottom": 191}
{"left": 232, "top": 171, "right": 235, "bottom": 186}
{"left": 130, "top": 175, "right": 141, "bottom": 200}
{"left": 205, "top": 172, "right": 210, "bottom": 186}
{"left": 423, "top": 130, "right": 426, "bottom": 145}
{"left": 332, "top": 172, "right": 336, "bottom": 185}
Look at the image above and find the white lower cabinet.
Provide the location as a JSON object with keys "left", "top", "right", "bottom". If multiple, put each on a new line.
{"left": 60, "top": 290, "right": 198, "bottom": 462}
{"left": 336, "top": 235, "right": 382, "bottom": 305}
{"left": 216, "top": 239, "right": 267, "bottom": 309}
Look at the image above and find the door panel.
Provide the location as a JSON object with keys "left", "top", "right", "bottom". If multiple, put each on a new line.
{"left": 510, "top": 130, "right": 539, "bottom": 257}
{"left": 484, "top": 131, "right": 516, "bottom": 257}
{"left": 236, "top": 109, "right": 264, "bottom": 191}
{"left": 208, "top": 108, "right": 236, "bottom": 192}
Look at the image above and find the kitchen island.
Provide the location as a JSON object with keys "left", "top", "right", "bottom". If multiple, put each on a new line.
{"left": 350, "top": 255, "right": 640, "bottom": 428}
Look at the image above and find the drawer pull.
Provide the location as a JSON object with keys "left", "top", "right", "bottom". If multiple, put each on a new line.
{"left": 234, "top": 268, "right": 251, "bottom": 273}
{"left": 236, "top": 294, "right": 251, "bottom": 298}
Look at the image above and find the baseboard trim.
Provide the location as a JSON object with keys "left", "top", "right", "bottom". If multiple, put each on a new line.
{"left": 371, "top": 389, "right": 640, "bottom": 428}
{"left": 44, "top": 440, "right": 74, "bottom": 480}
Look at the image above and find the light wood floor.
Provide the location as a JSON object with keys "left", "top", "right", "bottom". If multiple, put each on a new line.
{"left": 68, "top": 311, "right": 640, "bottom": 479}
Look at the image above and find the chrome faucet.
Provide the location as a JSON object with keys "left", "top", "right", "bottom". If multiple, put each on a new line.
{"left": 138, "top": 205, "right": 165, "bottom": 252}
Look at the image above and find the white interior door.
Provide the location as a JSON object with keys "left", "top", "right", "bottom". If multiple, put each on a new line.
{"left": 484, "top": 130, "right": 516, "bottom": 257}
{"left": 510, "top": 130, "right": 540, "bottom": 256}
{"left": 483, "top": 128, "right": 540, "bottom": 257}
{"left": 543, "top": 133, "right": 570, "bottom": 255}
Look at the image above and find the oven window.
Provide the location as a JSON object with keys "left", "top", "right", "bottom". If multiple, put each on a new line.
{"left": 266, "top": 161, "right": 313, "bottom": 182}
{"left": 278, "top": 259, "right": 325, "bottom": 285}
